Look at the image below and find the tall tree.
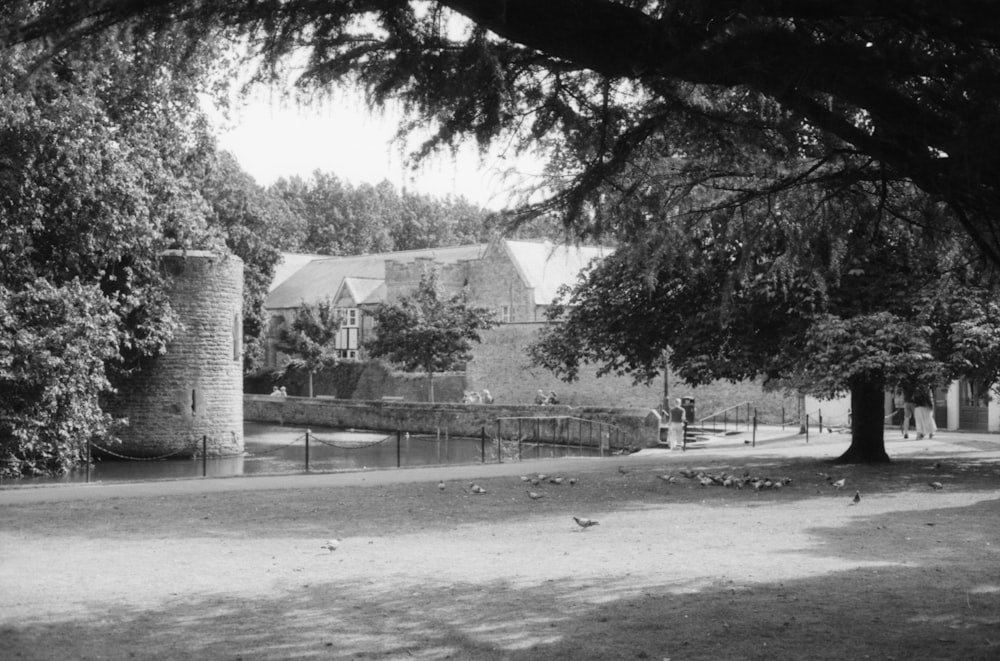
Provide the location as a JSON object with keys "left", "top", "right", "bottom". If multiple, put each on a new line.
{"left": 529, "top": 180, "right": 1000, "bottom": 462}
{"left": 199, "top": 150, "right": 304, "bottom": 371}
{"left": 0, "top": 26, "right": 228, "bottom": 475}
{"left": 273, "top": 298, "right": 342, "bottom": 398}
{"left": 364, "top": 271, "right": 497, "bottom": 402}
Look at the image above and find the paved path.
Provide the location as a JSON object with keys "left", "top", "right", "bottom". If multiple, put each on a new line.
{"left": 2, "top": 426, "right": 997, "bottom": 505}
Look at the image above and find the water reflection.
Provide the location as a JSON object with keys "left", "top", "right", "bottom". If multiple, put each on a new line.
{"left": 5, "top": 422, "right": 602, "bottom": 486}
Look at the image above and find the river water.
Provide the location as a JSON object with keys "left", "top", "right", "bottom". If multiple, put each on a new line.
{"left": 5, "top": 422, "right": 602, "bottom": 487}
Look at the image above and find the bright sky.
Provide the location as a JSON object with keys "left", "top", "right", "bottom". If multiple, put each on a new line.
{"left": 215, "top": 93, "right": 541, "bottom": 210}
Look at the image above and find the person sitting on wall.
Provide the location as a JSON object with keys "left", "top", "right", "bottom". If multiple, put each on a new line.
{"left": 270, "top": 386, "right": 282, "bottom": 397}
{"left": 535, "top": 389, "right": 547, "bottom": 405}
{"left": 463, "top": 390, "right": 481, "bottom": 404}
{"left": 279, "top": 386, "right": 288, "bottom": 397}
{"left": 548, "top": 391, "right": 559, "bottom": 405}
{"left": 482, "top": 389, "right": 494, "bottom": 404}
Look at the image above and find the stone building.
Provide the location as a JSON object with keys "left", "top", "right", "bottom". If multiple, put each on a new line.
{"left": 105, "top": 250, "right": 244, "bottom": 457}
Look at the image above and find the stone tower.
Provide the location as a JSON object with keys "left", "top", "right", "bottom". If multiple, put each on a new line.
{"left": 107, "top": 250, "right": 244, "bottom": 458}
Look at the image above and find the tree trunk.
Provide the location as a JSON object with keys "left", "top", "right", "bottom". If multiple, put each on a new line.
{"left": 427, "top": 369, "right": 435, "bottom": 403}
{"left": 308, "top": 370, "right": 314, "bottom": 398}
{"left": 836, "top": 377, "right": 891, "bottom": 463}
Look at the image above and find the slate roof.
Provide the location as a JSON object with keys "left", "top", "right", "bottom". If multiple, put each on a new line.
{"left": 501, "top": 240, "right": 613, "bottom": 305}
{"left": 269, "top": 252, "right": 329, "bottom": 292}
{"left": 266, "top": 244, "right": 487, "bottom": 309}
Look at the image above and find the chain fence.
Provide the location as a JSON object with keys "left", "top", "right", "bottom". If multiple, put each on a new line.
{"left": 26, "top": 421, "right": 614, "bottom": 486}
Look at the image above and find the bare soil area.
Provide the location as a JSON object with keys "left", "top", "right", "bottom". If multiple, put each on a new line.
{"left": 2, "top": 442, "right": 999, "bottom": 660}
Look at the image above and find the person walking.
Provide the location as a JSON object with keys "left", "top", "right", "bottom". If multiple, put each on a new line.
{"left": 913, "top": 387, "right": 936, "bottom": 439}
{"left": 668, "top": 398, "right": 686, "bottom": 450}
{"left": 899, "top": 388, "right": 916, "bottom": 439}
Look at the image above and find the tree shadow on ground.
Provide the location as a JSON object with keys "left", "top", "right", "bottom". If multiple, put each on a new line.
{"left": 4, "top": 492, "right": 999, "bottom": 661}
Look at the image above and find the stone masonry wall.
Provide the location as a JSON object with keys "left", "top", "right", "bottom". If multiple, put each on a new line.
{"left": 106, "top": 250, "right": 244, "bottom": 457}
{"left": 466, "top": 243, "right": 539, "bottom": 322}
{"left": 465, "top": 323, "right": 798, "bottom": 421}
{"left": 245, "top": 395, "right": 661, "bottom": 448}
{"left": 465, "top": 322, "right": 665, "bottom": 408}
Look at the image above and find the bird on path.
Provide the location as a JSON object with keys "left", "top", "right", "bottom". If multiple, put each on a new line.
{"left": 438, "top": 480, "right": 446, "bottom": 491}
{"left": 573, "top": 516, "right": 599, "bottom": 529}
{"left": 469, "top": 483, "right": 487, "bottom": 494}
{"left": 526, "top": 490, "right": 545, "bottom": 500}
{"left": 851, "top": 490, "right": 861, "bottom": 505}
{"left": 928, "top": 481, "right": 944, "bottom": 490}
{"left": 321, "top": 539, "right": 341, "bottom": 552}
{"left": 831, "top": 478, "right": 846, "bottom": 489}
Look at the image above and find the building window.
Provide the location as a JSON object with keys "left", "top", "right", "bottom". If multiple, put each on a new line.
{"left": 336, "top": 307, "right": 359, "bottom": 327}
{"left": 499, "top": 304, "right": 511, "bottom": 323}
{"left": 233, "top": 312, "right": 241, "bottom": 361}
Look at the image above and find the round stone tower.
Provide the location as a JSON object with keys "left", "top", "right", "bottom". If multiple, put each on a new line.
{"left": 108, "top": 250, "right": 244, "bottom": 458}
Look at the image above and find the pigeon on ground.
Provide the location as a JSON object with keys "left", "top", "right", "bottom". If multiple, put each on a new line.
{"left": 321, "top": 539, "right": 340, "bottom": 552}
{"left": 526, "top": 490, "right": 545, "bottom": 500}
{"left": 573, "top": 516, "right": 599, "bottom": 529}
{"left": 699, "top": 476, "right": 714, "bottom": 487}
{"left": 831, "top": 478, "right": 846, "bottom": 489}
{"left": 469, "top": 483, "right": 487, "bottom": 494}
{"left": 618, "top": 466, "right": 629, "bottom": 475}
{"left": 657, "top": 475, "right": 676, "bottom": 484}
{"left": 928, "top": 481, "right": 944, "bottom": 490}
{"left": 568, "top": 478, "right": 578, "bottom": 486}
{"left": 438, "top": 480, "right": 446, "bottom": 491}
{"left": 851, "top": 490, "right": 861, "bottom": 505}
{"left": 548, "top": 476, "right": 564, "bottom": 485}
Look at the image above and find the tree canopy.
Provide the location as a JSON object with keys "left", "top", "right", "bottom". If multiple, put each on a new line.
{"left": 0, "top": 23, "right": 289, "bottom": 475}
{"left": 529, "top": 177, "right": 1000, "bottom": 462}
{"left": 3, "top": 1, "right": 1000, "bottom": 266}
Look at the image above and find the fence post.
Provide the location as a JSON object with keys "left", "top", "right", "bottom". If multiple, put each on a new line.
{"left": 752, "top": 408, "right": 758, "bottom": 448}
{"left": 497, "top": 431, "right": 502, "bottom": 464}
{"left": 202, "top": 435, "right": 207, "bottom": 477}
{"left": 305, "top": 429, "right": 310, "bottom": 473}
{"left": 86, "top": 440, "right": 91, "bottom": 483}
{"left": 482, "top": 426, "right": 487, "bottom": 464}
{"left": 397, "top": 429, "right": 401, "bottom": 468}
{"left": 818, "top": 410, "right": 823, "bottom": 433}
{"left": 806, "top": 415, "right": 810, "bottom": 443}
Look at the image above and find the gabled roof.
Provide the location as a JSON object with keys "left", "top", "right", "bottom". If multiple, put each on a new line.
{"left": 336, "top": 277, "right": 385, "bottom": 306}
{"left": 266, "top": 244, "right": 486, "bottom": 309}
{"left": 501, "top": 239, "right": 613, "bottom": 305}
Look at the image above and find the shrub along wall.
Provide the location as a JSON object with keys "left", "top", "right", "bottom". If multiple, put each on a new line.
{"left": 244, "top": 360, "right": 465, "bottom": 402}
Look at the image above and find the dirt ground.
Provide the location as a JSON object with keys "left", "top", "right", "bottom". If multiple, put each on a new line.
{"left": 1, "top": 435, "right": 999, "bottom": 660}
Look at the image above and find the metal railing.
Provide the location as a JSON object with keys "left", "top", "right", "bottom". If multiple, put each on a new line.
{"left": 695, "top": 401, "right": 754, "bottom": 434}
